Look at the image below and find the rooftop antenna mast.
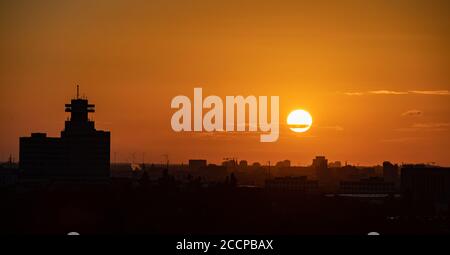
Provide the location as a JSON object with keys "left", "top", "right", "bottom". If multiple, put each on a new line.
{"left": 162, "top": 154, "right": 169, "bottom": 170}
{"left": 76, "top": 85, "right": 80, "bottom": 99}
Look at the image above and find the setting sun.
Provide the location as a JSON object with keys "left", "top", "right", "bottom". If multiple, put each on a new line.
{"left": 287, "top": 109, "right": 313, "bottom": 133}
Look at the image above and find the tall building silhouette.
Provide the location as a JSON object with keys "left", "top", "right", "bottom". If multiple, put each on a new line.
{"left": 19, "top": 87, "right": 110, "bottom": 178}
{"left": 313, "top": 156, "right": 328, "bottom": 180}
{"left": 383, "top": 161, "right": 399, "bottom": 185}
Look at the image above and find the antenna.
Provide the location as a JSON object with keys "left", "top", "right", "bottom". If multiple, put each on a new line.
{"left": 76, "top": 85, "right": 80, "bottom": 99}
{"left": 162, "top": 154, "right": 169, "bottom": 170}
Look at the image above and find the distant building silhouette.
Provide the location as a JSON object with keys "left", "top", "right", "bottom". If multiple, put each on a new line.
{"left": 222, "top": 158, "right": 238, "bottom": 169}
{"left": 383, "top": 161, "right": 399, "bottom": 183}
{"left": 313, "top": 156, "right": 328, "bottom": 181}
{"left": 188, "top": 159, "right": 207, "bottom": 170}
{"left": 19, "top": 87, "right": 110, "bottom": 178}
{"left": 0, "top": 158, "right": 18, "bottom": 187}
{"left": 401, "top": 164, "right": 450, "bottom": 203}
{"left": 312, "top": 156, "right": 328, "bottom": 169}
{"left": 252, "top": 162, "right": 261, "bottom": 168}
{"left": 275, "top": 160, "right": 291, "bottom": 168}
{"left": 328, "top": 161, "right": 342, "bottom": 168}
{"left": 238, "top": 160, "right": 248, "bottom": 168}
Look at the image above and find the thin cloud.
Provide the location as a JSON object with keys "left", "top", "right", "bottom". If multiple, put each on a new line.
{"left": 282, "top": 123, "right": 343, "bottom": 131}
{"left": 401, "top": 110, "right": 422, "bottom": 116}
{"left": 396, "top": 122, "right": 450, "bottom": 132}
{"left": 381, "top": 137, "right": 421, "bottom": 143}
{"left": 344, "top": 92, "right": 364, "bottom": 96}
{"left": 343, "top": 90, "right": 449, "bottom": 96}
{"left": 409, "top": 90, "right": 450, "bottom": 95}
{"left": 369, "top": 90, "right": 408, "bottom": 95}
{"left": 317, "top": 125, "right": 344, "bottom": 131}
{"left": 412, "top": 123, "right": 450, "bottom": 129}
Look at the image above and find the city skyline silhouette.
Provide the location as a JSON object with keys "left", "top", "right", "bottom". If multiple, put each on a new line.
{"left": 0, "top": 0, "right": 449, "bottom": 237}
{"left": 1, "top": 1, "right": 450, "bottom": 166}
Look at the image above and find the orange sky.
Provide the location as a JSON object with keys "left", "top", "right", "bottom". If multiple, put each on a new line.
{"left": 1, "top": 0, "right": 449, "bottom": 166}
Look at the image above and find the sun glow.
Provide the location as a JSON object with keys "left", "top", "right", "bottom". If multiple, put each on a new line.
{"left": 287, "top": 109, "right": 312, "bottom": 133}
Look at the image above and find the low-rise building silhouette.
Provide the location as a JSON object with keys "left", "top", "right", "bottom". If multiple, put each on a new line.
{"left": 188, "top": 159, "right": 207, "bottom": 170}
{"left": 0, "top": 158, "right": 18, "bottom": 187}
